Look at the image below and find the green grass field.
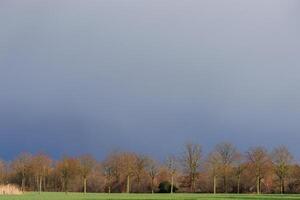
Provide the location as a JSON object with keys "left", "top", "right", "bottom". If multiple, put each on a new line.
{"left": 2, "top": 193, "right": 300, "bottom": 200}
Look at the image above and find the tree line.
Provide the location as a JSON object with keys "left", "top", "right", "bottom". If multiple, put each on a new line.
{"left": 0, "top": 142, "right": 299, "bottom": 194}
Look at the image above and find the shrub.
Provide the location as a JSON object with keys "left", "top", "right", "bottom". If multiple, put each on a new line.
{"left": 158, "top": 181, "right": 178, "bottom": 193}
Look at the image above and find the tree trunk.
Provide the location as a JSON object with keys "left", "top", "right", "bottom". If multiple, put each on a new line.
{"left": 190, "top": 175, "right": 193, "bottom": 192}
{"left": 191, "top": 175, "right": 196, "bottom": 193}
{"left": 193, "top": 179, "right": 196, "bottom": 193}
{"left": 151, "top": 178, "right": 154, "bottom": 194}
{"left": 190, "top": 174, "right": 196, "bottom": 192}
{"left": 64, "top": 179, "right": 69, "bottom": 194}
{"left": 224, "top": 167, "right": 228, "bottom": 193}
{"left": 256, "top": 176, "right": 260, "bottom": 194}
{"left": 83, "top": 177, "right": 87, "bottom": 194}
{"left": 39, "top": 176, "right": 42, "bottom": 194}
{"left": 21, "top": 177, "right": 25, "bottom": 192}
{"left": 171, "top": 175, "right": 174, "bottom": 194}
{"left": 126, "top": 175, "right": 130, "bottom": 193}
{"left": 280, "top": 178, "right": 284, "bottom": 194}
{"left": 213, "top": 175, "right": 217, "bottom": 194}
{"left": 62, "top": 179, "right": 65, "bottom": 192}
{"left": 43, "top": 176, "right": 46, "bottom": 192}
{"left": 283, "top": 179, "right": 285, "bottom": 194}
{"left": 237, "top": 175, "right": 240, "bottom": 194}
{"left": 35, "top": 176, "right": 38, "bottom": 191}
{"left": 223, "top": 175, "right": 227, "bottom": 193}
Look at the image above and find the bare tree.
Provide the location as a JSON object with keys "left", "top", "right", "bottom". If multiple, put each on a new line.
{"left": 145, "top": 158, "right": 159, "bottom": 193}
{"left": 0, "top": 160, "right": 7, "bottom": 184}
{"left": 182, "top": 143, "right": 202, "bottom": 192}
{"left": 206, "top": 151, "right": 221, "bottom": 194}
{"left": 134, "top": 155, "right": 147, "bottom": 192}
{"left": 271, "top": 146, "right": 293, "bottom": 194}
{"left": 119, "top": 152, "right": 137, "bottom": 193}
{"left": 103, "top": 163, "right": 114, "bottom": 193}
{"left": 56, "top": 157, "right": 79, "bottom": 193}
{"left": 78, "top": 155, "right": 96, "bottom": 194}
{"left": 103, "top": 151, "right": 123, "bottom": 193}
{"left": 166, "top": 155, "right": 177, "bottom": 194}
{"left": 11, "top": 153, "right": 32, "bottom": 192}
{"left": 2, "top": 143, "right": 300, "bottom": 194}
{"left": 246, "top": 147, "right": 269, "bottom": 194}
{"left": 31, "top": 153, "right": 52, "bottom": 194}
{"left": 214, "top": 142, "right": 238, "bottom": 193}
{"left": 233, "top": 152, "right": 246, "bottom": 194}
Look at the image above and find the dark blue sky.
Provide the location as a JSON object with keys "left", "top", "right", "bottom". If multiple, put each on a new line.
{"left": 1, "top": 0, "right": 300, "bottom": 161}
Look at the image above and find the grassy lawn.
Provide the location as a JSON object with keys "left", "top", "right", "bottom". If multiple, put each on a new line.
{"left": 2, "top": 193, "right": 300, "bottom": 200}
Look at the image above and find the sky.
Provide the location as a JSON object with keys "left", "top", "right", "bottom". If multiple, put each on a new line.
{"left": 1, "top": 0, "right": 300, "bottom": 161}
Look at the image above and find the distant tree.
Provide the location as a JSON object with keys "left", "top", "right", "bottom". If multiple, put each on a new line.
{"left": 182, "top": 143, "right": 202, "bottom": 192}
{"left": 103, "top": 163, "right": 114, "bottom": 193}
{"left": 145, "top": 158, "right": 159, "bottom": 193}
{"left": 134, "top": 155, "right": 147, "bottom": 192}
{"left": 271, "top": 146, "right": 293, "bottom": 194}
{"left": 286, "top": 164, "right": 300, "bottom": 193}
{"left": 206, "top": 151, "right": 221, "bottom": 194}
{"left": 166, "top": 155, "right": 177, "bottom": 194}
{"left": 84, "top": 163, "right": 105, "bottom": 193}
{"left": 214, "top": 142, "right": 238, "bottom": 193}
{"left": 78, "top": 155, "right": 96, "bottom": 194}
{"left": 0, "top": 160, "right": 7, "bottom": 184}
{"left": 31, "top": 153, "right": 52, "bottom": 194}
{"left": 119, "top": 152, "right": 137, "bottom": 193}
{"left": 11, "top": 153, "right": 32, "bottom": 192}
{"left": 246, "top": 147, "right": 269, "bottom": 194}
{"left": 56, "top": 157, "right": 79, "bottom": 193}
{"left": 2, "top": 143, "right": 300, "bottom": 194}
{"left": 103, "top": 152, "right": 123, "bottom": 193}
{"left": 233, "top": 152, "right": 247, "bottom": 194}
